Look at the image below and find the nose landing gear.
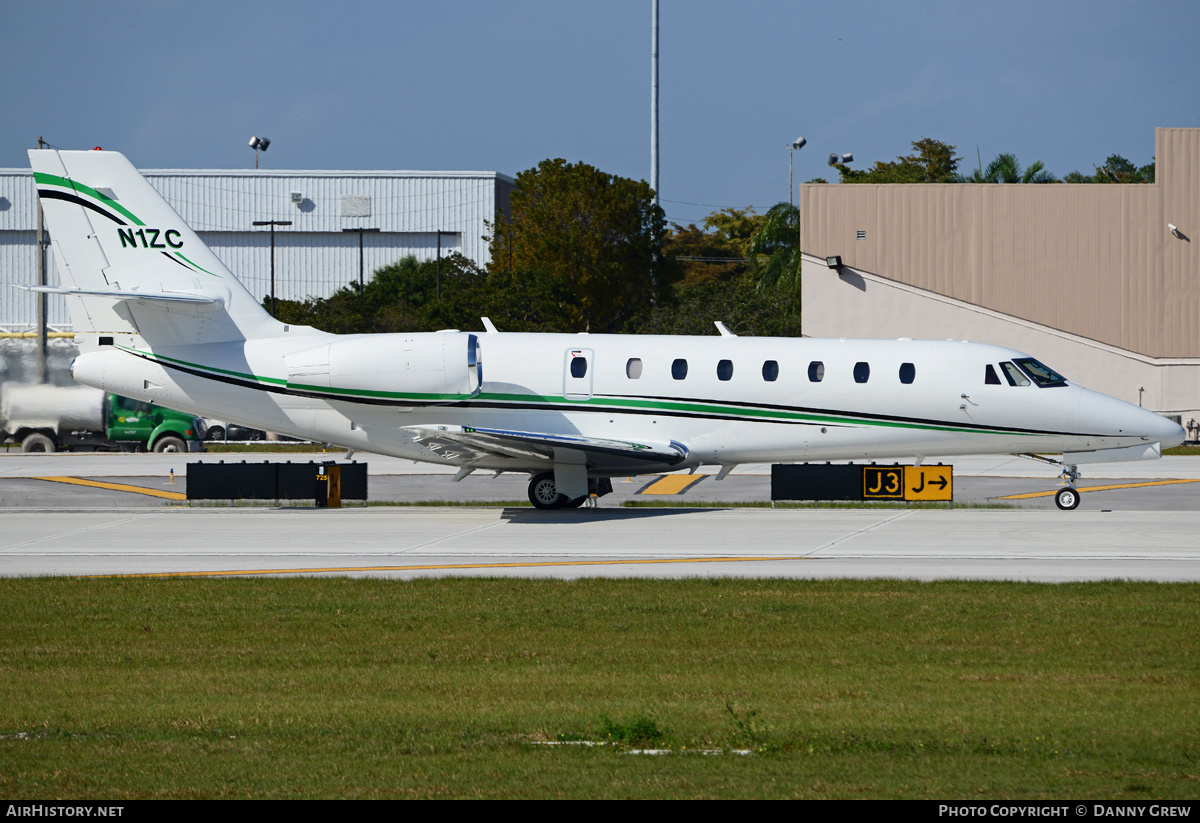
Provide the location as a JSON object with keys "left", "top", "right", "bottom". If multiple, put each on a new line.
{"left": 1054, "top": 486, "right": 1080, "bottom": 510}
{"left": 1055, "top": 463, "right": 1081, "bottom": 510}
{"left": 1019, "top": 454, "right": 1083, "bottom": 510}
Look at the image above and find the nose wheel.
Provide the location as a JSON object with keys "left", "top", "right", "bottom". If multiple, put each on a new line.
{"left": 1019, "top": 454, "right": 1084, "bottom": 511}
{"left": 1055, "top": 487, "right": 1080, "bottom": 510}
{"left": 1055, "top": 463, "right": 1081, "bottom": 510}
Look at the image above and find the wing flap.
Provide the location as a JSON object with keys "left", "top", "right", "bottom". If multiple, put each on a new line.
{"left": 405, "top": 424, "right": 689, "bottom": 469}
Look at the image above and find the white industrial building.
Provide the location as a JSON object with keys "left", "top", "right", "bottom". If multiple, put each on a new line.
{"left": 0, "top": 166, "right": 514, "bottom": 331}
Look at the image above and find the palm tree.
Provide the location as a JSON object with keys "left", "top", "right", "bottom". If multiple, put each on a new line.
{"left": 956, "top": 152, "right": 1057, "bottom": 183}
{"left": 746, "top": 202, "right": 801, "bottom": 300}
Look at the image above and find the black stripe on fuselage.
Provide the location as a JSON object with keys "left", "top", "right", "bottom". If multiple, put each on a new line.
{"left": 603, "top": 392, "right": 1072, "bottom": 438}
{"left": 121, "top": 348, "right": 840, "bottom": 424}
{"left": 122, "top": 348, "right": 1100, "bottom": 438}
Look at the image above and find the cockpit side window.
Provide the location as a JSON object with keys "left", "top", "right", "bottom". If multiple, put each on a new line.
{"left": 1014, "top": 357, "right": 1067, "bottom": 387}
{"left": 985, "top": 364, "right": 1001, "bottom": 385}
{"left": 1001, "top": 361, "right": 1030, "bottom": 387}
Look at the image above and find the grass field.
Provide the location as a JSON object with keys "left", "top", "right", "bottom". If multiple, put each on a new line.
{"left": 0, "top": 578, "right": 1196, "bottom": 799}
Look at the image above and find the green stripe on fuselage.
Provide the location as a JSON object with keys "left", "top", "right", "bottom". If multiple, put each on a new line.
{"left": 121, "top": 347, "right": 1047, "bottom": 438}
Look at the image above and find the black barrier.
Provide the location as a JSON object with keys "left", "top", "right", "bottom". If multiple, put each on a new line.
{"left": 771, "top": 463, "right": 862, "bottom": 501}
{"left": 187, "top": 460, "right": 368, "bottom": 501}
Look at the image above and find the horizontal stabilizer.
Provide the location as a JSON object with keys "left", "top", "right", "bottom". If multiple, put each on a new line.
{"left": 406, "top": 424, "right": 689, "bottom": 470}
{"left": 11, "top": 284, "right": 217, "bottom": 305}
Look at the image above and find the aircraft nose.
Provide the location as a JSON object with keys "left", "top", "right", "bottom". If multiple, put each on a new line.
{"left": 1076, "top": 389, "right": 1186, "bottom": 449}
{"left": 1149, "top": 410, "right": 1186, "bottom": 449}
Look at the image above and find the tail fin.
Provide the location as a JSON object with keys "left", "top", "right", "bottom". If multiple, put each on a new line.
{"left": 28, "top": 149, "right": 280, "bottom": 347}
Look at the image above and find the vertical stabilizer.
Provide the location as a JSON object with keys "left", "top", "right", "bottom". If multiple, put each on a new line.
{"left": 27, "top": 149, "right": 281, "bottom": 346}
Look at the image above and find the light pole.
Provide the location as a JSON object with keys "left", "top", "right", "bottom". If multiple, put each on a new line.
{"left": 248, "top": 136, "right": 271, "bottom": 169}
{"left": 788, "top": 137, "right": 806, "bottom": 206}
{"left": 252, "top": 220, "right": 291, "bottom": 316}
{"left": 342, "top": 228, "right": 380, "bottom": 296}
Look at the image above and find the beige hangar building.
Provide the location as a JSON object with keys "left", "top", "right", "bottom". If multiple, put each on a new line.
{"left": 800, "top": 127, "right": 1200, "bottom": 439}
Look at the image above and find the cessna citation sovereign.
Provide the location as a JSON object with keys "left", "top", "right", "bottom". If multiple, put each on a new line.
{"left": 24, "top": 149, "right": 1185, "bottom": 510}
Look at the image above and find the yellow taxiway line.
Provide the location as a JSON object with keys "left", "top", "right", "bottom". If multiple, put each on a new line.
{"left": 639, "top": 474, "right": 705, "bottom": 495}
{"left": 996, "top": 478, "right": 1200, "bottom": 500}
{"left": 93, "top": 555, "right": 816, "bottom": 579}
{"left": 35, "top": 476, "right": 187, "bottom": 501}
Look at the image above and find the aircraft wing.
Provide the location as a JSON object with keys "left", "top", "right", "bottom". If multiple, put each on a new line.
{"left": 404, "top": 424, "right": 689, "bottom": 470}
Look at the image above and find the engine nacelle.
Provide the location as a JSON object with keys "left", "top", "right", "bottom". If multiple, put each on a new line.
{"left": 285, "top": 331, "right": 482, "bottom": 402}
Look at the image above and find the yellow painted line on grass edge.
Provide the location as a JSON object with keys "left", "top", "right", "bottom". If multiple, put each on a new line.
{"left": 997, "top": 478, "right": 1200, "bottom": 500}
{"left": 90, "top": 555, "right": 816, "bottom": 578}
{"left": 35, "top": 476, "right": 187, "bottom": 501}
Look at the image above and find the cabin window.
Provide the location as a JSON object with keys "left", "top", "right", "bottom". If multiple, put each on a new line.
{"left": 1001, "top": 361, "right": 1030, "bottom": 387}
{"left": 808, "top": 361, "right": 825, "bottom": 382}
{"left": 899, "top": 363, "right": 916, "bottom": 384}
{"left": 1014, "top": 357, "right": 1067, "bottom": 388}
{"left": 626, "top": 358, "right": 643, "bottom": 379}
{"left": 854, "top": 362, "right": 870, "bottom": 383}
{"left": 717, "top": 359, "right": 734, "bottom": 381}
{"left": 985, "top": 364, "right": 1001, "bottom": 385}
{"left": 672, "top": 358, "right": 688, "bottom": 380}
{"left": 762, "top": 360, "right": 779, "bottom": 382}
{"left": 570, "top": 357, "right": 587, "bottom": 378}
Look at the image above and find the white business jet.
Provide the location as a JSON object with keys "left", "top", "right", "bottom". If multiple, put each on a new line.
{"left": 23, "top": 149, "right": 1185, "bottom": 510}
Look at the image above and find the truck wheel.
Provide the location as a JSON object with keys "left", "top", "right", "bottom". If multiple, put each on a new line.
{"left": 21, "top": 433, "right": 56, "bottom": 453}
{"left": 153, "top": 436, "right": 187, "bottom": 453}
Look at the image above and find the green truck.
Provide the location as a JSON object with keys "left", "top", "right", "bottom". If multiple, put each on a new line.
{"left": 0, "top": 384, "right": 205, "bottom": 453}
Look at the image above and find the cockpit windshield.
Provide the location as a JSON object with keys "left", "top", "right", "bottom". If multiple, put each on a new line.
{"left": 1013, "top": 357, "right": 1068, "bottom": 388}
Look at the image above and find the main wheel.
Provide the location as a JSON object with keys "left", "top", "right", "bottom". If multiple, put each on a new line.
{"left": 21, "top": 433, "right": 56, "bottom": 453}
{"left": 562, "top": 496, "right": 587, "bottom": 509}
{"left": 153, "top": 435, "right": 187, "bottom": 454}
{"left": 1055, "top": 487, "right": 1080, "bottom": 510}
{"left": 528, "top": 472, "right": 566, "bottom": 510}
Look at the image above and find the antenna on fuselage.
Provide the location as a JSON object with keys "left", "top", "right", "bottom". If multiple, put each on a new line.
{"left": 714, "top": 321, "right": 737, "bottom": 337}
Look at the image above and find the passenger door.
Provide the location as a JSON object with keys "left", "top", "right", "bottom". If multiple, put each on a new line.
{"left": 563, "top": 349, "right": 594, "bottom": 401}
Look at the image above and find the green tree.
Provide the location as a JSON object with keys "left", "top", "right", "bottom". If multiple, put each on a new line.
{"left": 627, "top": 275, "right": 803, "bottom": 337}
{"left": 836, "top": 138, "right": 962, "bottom": 183}
{"left": 746, "top": 202, "right": 801, "bottom": 302}
{"left": 955, "top": 152, "right": 1057, "bottom": 183}
{"left": 1064, "top": 154, "right": 1155, "bottom": 183}
{"left": 663, "top": 206, "right": 763, "bottom": 284}
{"left": 487, "top": 158, "right": 672, "bottom": 332}
{"left": 273, "top": 254, "right": 581, "bottom": 335}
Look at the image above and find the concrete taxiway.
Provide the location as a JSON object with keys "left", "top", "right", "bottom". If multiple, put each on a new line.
{"left": 2, "top": 507, "right": 1198, "bottom": 582}
{"left": 1, "top": 451, "right": 1198, "bottom": 582}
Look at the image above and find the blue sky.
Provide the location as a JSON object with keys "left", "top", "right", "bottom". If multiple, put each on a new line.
{"left": 5, "top": 0, "right": 1198, "bottom": 226}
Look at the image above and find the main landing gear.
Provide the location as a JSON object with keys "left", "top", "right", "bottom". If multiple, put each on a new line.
{"left": 526, "top": 472, "right": 613, "bottom": 510}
